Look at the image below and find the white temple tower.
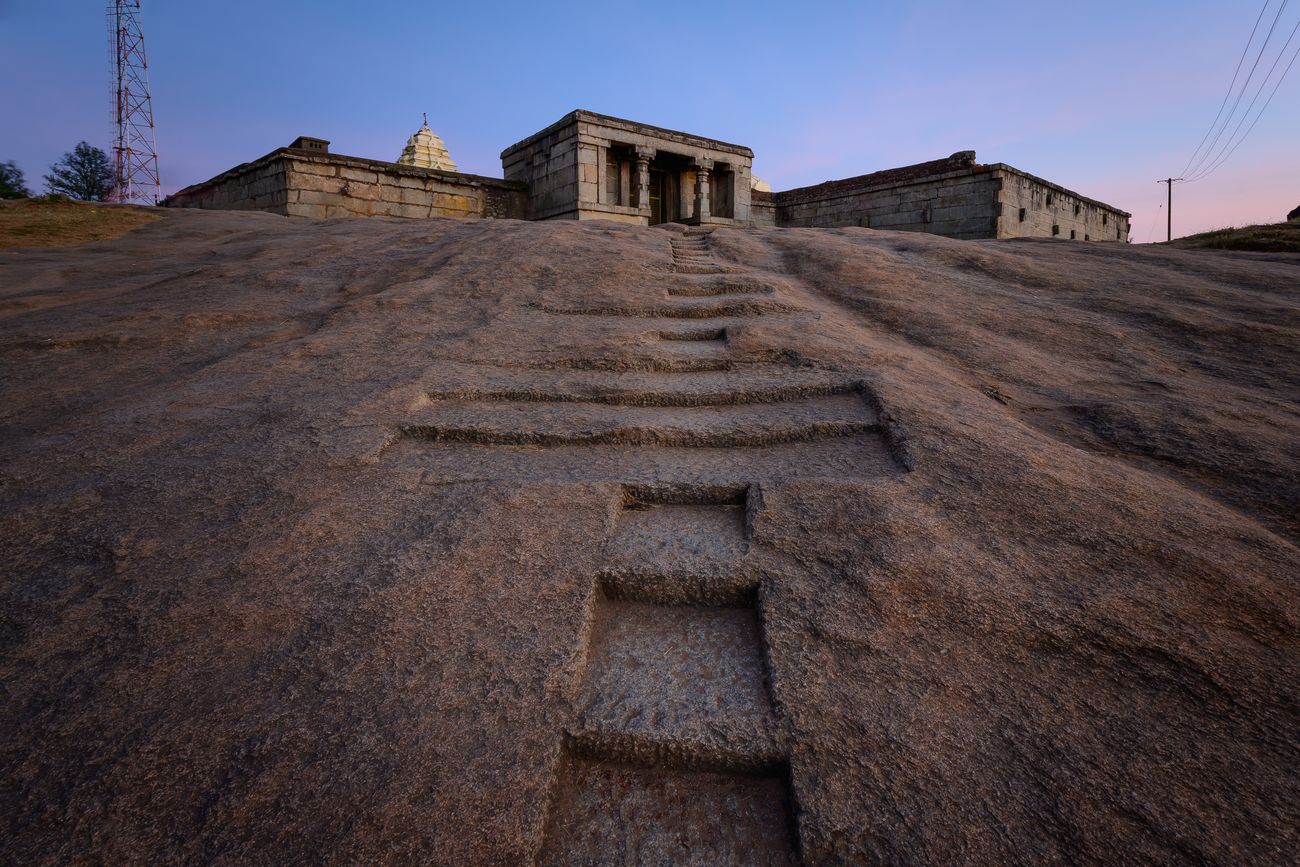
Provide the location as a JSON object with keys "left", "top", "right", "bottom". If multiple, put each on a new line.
{"left": 397, "top": 114, "right": 457, "bottom": 171}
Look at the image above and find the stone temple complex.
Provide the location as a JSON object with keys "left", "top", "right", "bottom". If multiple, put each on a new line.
{"left": 165, "top": 110, "right": 1131, "bottom": 242}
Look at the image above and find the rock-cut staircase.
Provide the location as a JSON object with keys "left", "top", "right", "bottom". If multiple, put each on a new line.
{"left": 389, "top": 226, "right": 908, "bottom": 864}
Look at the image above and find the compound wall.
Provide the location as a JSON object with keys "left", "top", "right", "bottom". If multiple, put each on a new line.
{"left": 774, "top": 167, "right": 1002, "bottom": 239}
{"left": 165, "top": 149, "right": 527, "bottom": 221}
{"left": 768, "top": 156, "right": 1130, "bottom": 242}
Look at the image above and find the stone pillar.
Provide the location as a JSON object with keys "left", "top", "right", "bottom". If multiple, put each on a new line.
{"left": 694, "top": 158, "right": 713, "bottom": 223}
{"left": 596, "top": 146, "right": 606, "bottom": 205}
{"left": 635, "top": 146, "right": 654, "bottom": 214}
{"left": 577, "top": 143, "right": 600, "bottom": 208}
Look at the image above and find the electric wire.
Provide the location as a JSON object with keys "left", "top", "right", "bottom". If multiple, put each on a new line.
{"left": 1145, "top": 199, "right": 1163, "bottom": 244}
{"left": 1179, "top": 0, "right": 1273, "bottom": 177}
{"left": 1186, "top": 32, "right": 1300, "bottom": 182}
{"left": 1184, "top": 0, "right": 1292, "bottom": 178}
{"left": 1190, "top": 16, "right": 1300, "bottom": 181}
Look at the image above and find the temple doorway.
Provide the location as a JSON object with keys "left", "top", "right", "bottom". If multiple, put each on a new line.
{"left": 649, "top": 170, "right": 665, "bottom": 225}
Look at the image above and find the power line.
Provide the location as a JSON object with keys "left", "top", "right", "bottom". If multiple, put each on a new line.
{"left": 1186, "top": 19, "right": 1300, "bottom": 182}
{"left": 1179, "top": 0, "right": 1273, "bottom": 177}
{"left": 1186, "top": 0, "right": 1292, "bottom": 177}
{"left": 1186, "top": 46, "right": 1300, "bottom": 182}
{"left": 1185, "top": 0, "right": 1291, "bottom": 178}
{"left": 1188, "top": 12, "right": 1300, "bottom": 179}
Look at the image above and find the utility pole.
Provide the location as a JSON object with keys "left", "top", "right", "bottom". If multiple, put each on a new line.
{"left": 1157, "top": 178, "right": 1183, "bottom": 242}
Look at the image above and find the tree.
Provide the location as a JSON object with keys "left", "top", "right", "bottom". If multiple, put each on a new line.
{"left": 0, "top": 161, "right": 30, "bottom": 199}
{"left": 44, "top": 142, "right": 113, "bottom": 201}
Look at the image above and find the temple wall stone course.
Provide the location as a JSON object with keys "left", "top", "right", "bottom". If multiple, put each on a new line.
{"left": 771, "top": 157, "right": 1129, "bottom": 241}
{"left": 166, "top": 147, "right": 527, "bottom": 222}
{"left": 750, "top": 192, "right": 776, "bottom": 227}
{"left": 501, "top": 121, "right": 582, "bottom": 220}
{"left": 995, "top": 169, "right": 1130, "bottom": 241}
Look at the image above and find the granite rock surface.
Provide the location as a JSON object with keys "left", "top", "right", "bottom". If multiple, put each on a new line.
{"left": 1, "top": 210, "right": 1297, "bottom": 864}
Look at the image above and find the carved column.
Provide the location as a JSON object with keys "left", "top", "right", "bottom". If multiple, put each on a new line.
{"left": 634, "top": 147, "right": 655, "bottom": 215}
{"left": 694, "top": 158, "right": 713, "bottom": 223}
{"left": 596, "top": 146, "right": 606, "bottom": 205}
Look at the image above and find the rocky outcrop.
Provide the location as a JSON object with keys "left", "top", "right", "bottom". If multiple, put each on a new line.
{"left": 1, "top": 211, "right": 1296, "bottom": 864}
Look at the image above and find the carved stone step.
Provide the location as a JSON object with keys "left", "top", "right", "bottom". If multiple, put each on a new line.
{"left": 539, "top": 757, "right": 798, "bottom": 866}
{"left": 421, "top": 367, "right": 860, "bottom": 405}
{"left": 402, "top": 392, "right": 881, "bottom": 448}
{"left": 572, "top": 597, "right": 783, "bottom": 770}
{"left": 390, "top": 435, "right": 903, "bottom": 485}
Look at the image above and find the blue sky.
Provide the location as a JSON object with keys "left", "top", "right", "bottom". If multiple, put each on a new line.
{"left": 2, "top": 1, "right": 1297, "bottom": 241}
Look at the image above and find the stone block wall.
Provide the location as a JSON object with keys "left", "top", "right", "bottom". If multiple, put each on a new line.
{"left": 165, "top": 133, "right": 1129, "bottom": 242}
{"left": 162, "top": 155, "right": 292, "bottom": 215}
{"left": 501, "top": 121, "right": 582, "bottom": 220}
{"left": 281, "top": 154, "right": 525, "bottom": 220}
{"left": 774, "top": 166, "right": 1002, "bottom": 240}
{"left": 165, "top": 148, "right": 527, "bottom": 222}
{"left": 995, "top": 169, "right": 1130, "bottom": 241}
{"left": 750, "top": 191, "right": 777, "bottom": 228}
{"left": 767, "top": 153, "right": 1130, "bottom": 242}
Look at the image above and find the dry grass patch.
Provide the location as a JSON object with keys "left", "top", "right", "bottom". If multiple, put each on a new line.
{"left": 1170, "top": 221, "right": 1300, "bottom": 253}
{"left": 0, "top": 198, "right": 160, "bottom": 249}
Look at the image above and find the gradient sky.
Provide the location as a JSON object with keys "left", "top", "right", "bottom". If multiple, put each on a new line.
{"left": 3, "top": 1, "right": 1297, "bottom": 242}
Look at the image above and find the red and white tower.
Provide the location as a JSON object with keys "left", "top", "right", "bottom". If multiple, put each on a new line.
{"left": 107, "top": 1, "right": 160, "bottom": 204}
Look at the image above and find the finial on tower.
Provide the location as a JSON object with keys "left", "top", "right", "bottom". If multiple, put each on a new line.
{"left": 422, "top": 112, "right": 428, "bottom": 127}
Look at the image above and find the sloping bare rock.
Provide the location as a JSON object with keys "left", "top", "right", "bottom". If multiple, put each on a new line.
{"left": 1, "top": 210, "right": 1297, "bottom": 865}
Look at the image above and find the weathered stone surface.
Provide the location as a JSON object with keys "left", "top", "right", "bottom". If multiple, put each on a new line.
{"left": 338, "top": 167, "right": 379, "bottom": 184}
{"left": 770, "top": 154, "right": 1129, "bottom": 241}
{"left": 399, "top": 186, "right": 431, "bottom": 206}
{"left": 1, "top": 211, "right": 1296, "bottom": 864}
{"left": 431, "top": 192, "right": 474, "bottom": 214}
{"left": 395, "top": 175, "right": 430, "bottom": 191}
{"left": 290, "top": 160, "right": 336, "bottom": 177}
{"left": 289, "top": 171, "right": 345, "bottom": 195}
{"left": 339, "top": 180, "right": 382, "bottom": 203}
{"left": 294, "top": 188, "right": 345, "bottom": 208}
{"left": 165, "top": 146, "right": 525, "bottom": 222}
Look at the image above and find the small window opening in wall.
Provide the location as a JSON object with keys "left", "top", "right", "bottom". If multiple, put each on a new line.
{"left": 1085, "top": 234, "right": 1090, "bottom": 241}
{"left": 1018, "top": 207, "right": 1026, "bottom": 222}
{"left": 1103, "top": 213, "right": 1108, "bottom": 226}
{"left": 1074, "top": 203, "right": 1081, "bottom": 216}
{"left": 1046, "top": 193, "right": 1054, "bottom": 206}
{"left": 1070, "top": 229, "right": 1077, "bottom": 239}
{"left": 1117, "top": 227, "right": 1122, "bottom": 239}
{"left": 1052, "top": 224, "right": 1060, "bottom": 236}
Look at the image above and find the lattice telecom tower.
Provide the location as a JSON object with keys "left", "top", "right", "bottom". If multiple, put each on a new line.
{"left": 107, "top": 1, "right": 160, "bottom": 204}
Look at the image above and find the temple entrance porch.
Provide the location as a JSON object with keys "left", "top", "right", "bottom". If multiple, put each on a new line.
{"left": 503, "top": 111, "right": 754, "bottom": 225}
